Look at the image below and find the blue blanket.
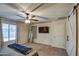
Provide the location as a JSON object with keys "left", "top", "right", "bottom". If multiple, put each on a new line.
{"left": 8, "top": 43, "right": 32, "bottom": 55}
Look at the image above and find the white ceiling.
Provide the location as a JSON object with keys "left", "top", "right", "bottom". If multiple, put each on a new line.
{"left": 0, "top": 3, "right": 75, "bottom": 22}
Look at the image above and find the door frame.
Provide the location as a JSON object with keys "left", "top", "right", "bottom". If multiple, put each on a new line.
{"left": 76, "top": 4, "right": 79, "bottom": 56}
{"left": 73, "top": 3, "right": 79, "bottom": 56}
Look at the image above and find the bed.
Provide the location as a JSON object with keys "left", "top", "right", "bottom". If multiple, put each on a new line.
{"left": 8, "top": 43, "right": 38, "bottom": 56}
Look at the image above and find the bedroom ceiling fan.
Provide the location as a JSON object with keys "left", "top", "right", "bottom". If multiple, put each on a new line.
{"left": 5, "top": 3, "right": 48, "bottom": 23}
{"left": 19, "top": 3, "right": 45, "bottom": 23}
{"left": 24, "top": 12, "right": 38, "bottom": 23}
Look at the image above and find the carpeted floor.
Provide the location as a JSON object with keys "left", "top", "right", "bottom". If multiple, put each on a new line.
{"left": 0, "top": 42, "right": 67, "bottom": 56}
{"left": 23, "top": 43, "right": 67, "bottom": 56}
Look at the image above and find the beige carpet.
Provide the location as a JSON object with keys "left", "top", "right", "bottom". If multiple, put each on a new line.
{"left": 0, "top": 42, "right": 67, "bottom": 56}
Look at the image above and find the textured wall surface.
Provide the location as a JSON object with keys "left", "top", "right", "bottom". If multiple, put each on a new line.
{"left": 33, "top": 19, "right": 66, "bottom": 49}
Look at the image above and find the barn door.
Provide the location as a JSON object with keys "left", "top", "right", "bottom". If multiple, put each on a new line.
{"left": 66, "top": 12, "right": 76, "bottom": 56}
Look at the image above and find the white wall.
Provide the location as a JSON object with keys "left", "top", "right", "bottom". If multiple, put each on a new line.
{"left": 51, "top": 20, "right": 67, "bottom": 49}
{"left": 17, "top": 22, "right": 29, "bottom": 44}
{"left": 34, "top": 22, "right": 52, "bottom": 45}
{"left": 33, "top": 19, "right": 67, "bottom": 49}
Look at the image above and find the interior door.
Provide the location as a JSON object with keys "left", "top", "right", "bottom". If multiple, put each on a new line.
{"left": 51, "top": 20, "right": 66, "bottom": 49}
{"left": 30, "top": 26, "right": 37, "bottom": 43}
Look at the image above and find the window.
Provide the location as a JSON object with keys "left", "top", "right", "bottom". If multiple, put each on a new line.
{"left": 10, "top": 25, "right": 16, "bottom": 40}
{"left": 2, "top": 23, "right": 8, "bottom": 42}
{"left": 2, "top": 23, "right": 17, "bottom": 42}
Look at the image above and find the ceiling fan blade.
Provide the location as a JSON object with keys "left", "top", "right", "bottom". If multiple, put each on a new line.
{"left": 30, "top": 19, "right": 38, "bottom": 21}
{"left": 16, "top": 14, "right": 25, "bottom": 19}
{"left": 35, "top": 15, "right": 49, "bottom": 19}
{"left": 31, "top": 3, "right": 44, "bottom": 12}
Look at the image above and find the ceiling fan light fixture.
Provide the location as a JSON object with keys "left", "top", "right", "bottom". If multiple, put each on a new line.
{"left": 25, "top": 20, "right": 30, "bottom": 23}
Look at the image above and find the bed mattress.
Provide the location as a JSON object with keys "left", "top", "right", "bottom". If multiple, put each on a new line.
{"left": 8, "top": 43, "right": 32, "bottom": 55}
